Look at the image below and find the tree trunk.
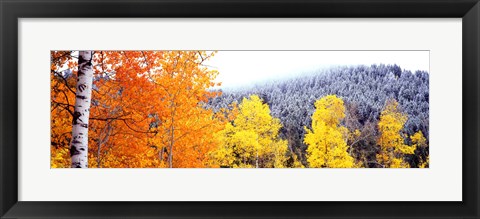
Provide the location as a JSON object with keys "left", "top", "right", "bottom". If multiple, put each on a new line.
{"left": 168, "top": 126, "right": 174, "bottom": 168}
{"left": 70, "top": 51, "right": 94, "bottom": 168}
{"left": 96, "top": 123, "right": 112, "bottom": 168}
{"left": 168, "top": 101, "right": 175, "bottom": 168}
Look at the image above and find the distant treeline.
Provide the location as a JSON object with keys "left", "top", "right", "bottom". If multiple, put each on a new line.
{"left": 207, "top": 64, "right": 429, "bottom": 167}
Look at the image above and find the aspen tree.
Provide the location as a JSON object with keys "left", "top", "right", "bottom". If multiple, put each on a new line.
{"left": 304, "top": 95, "right": 355, "bottom": 168}
{"left": 377, "top": 99, "right": 417, "bottom": 168}
{"left": 70, "top": 51, "right": 94, "bottom": 168}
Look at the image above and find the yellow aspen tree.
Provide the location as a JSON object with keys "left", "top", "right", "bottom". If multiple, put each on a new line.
{"left": 215, "top": 95, "right": 288, "bottom": 168}
{"left": 411, "top": 131, "right": 428, "bottom": 168}
{"left": 304, "top": 95, "right": 355, "bottom": 168}
{"left": 377, "top": 99, "right": 416, "bottom": 168}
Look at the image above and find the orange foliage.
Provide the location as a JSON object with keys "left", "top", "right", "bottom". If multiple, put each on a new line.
{"left": 51, "top": 51, "right": 226, "bottom": 168}
{"left": 147, "top": 51, "right": 225, "bottom": 168}
{"left": 51, "top": 51, "right": 77, "bottom": 168}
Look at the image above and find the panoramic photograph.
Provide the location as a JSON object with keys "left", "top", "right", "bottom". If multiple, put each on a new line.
{"left": 51, "top": 51, "right": 429, "bottom": 168}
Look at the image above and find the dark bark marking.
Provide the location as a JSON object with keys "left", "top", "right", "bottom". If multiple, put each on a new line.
{"left": 72, "top": 111, "right": 82, "bottom": 125}
{"left": 78, "top": 84, "right": 87, "bottom": 92}
{"left": 72, "top": 140, "right": 81, "bottom": 144}
{"left": 70, "top": 145, "right": 80, "bottom": 156}
{"left": 77, "top": 52, "right": 93, "bottom": 78}
{"left": 72, "top": 162, "right": 81, "bottom": 168}
{"left": 70, "top": 51, "right": 93, "bottom": 169}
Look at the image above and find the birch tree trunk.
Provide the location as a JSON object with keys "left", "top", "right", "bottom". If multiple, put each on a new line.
{"left": 70, "top": 51, "right": 94, "bottom": 168}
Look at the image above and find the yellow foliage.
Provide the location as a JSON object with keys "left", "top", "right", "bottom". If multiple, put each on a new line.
{"left": 411, "top": 131, "right": 428, "bottom": 168}
{"left": 377, "top": 99, "right": 417, "bottom": 168}
{"left": 50, "top": 51, "right": 428, "bottom": 169}
{"left": 304, "top": 95, "right": 355, "bottom": 168}
{"left": 290, "top": 152, "right": 305, "bottom": 168}
{"left": 390, "top": 157, "right": 410, "bottom": 168}
{"left": 419, "top": 155, "right": 429, "bottom": 168}
{"left": 411, "top": 131, "right": 427, "bottom": 148}
{"left": 213, "top": 95, "right": 288, "bottom": 168}
{"left": 51, "top": 146, "right": 70, "bottom": 168}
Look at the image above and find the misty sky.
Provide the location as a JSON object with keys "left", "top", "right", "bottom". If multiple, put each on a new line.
{"left": 204, "top": 51, "right": 429, "bottom": 89}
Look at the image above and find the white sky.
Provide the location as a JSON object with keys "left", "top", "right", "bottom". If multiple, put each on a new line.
{"left": 205, "top": 51, "right": 429, "bottom": 89}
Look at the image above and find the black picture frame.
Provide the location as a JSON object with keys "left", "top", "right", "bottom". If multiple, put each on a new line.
{"left": 1, "top": 0, "right": 479, "bottom": 218}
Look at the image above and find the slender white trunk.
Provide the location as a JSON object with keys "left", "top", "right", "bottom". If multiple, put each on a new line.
{"left": 70, "top": 51, "right": 94, "bottom": 168}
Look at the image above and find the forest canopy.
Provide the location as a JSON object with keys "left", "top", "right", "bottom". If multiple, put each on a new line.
{"left": 51, "top": 51, "right": 429, "bottom": 168}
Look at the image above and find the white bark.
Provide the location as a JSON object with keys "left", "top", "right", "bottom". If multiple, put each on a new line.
{"left": 70, "top": 51, "right": 94, "bottom": 168}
